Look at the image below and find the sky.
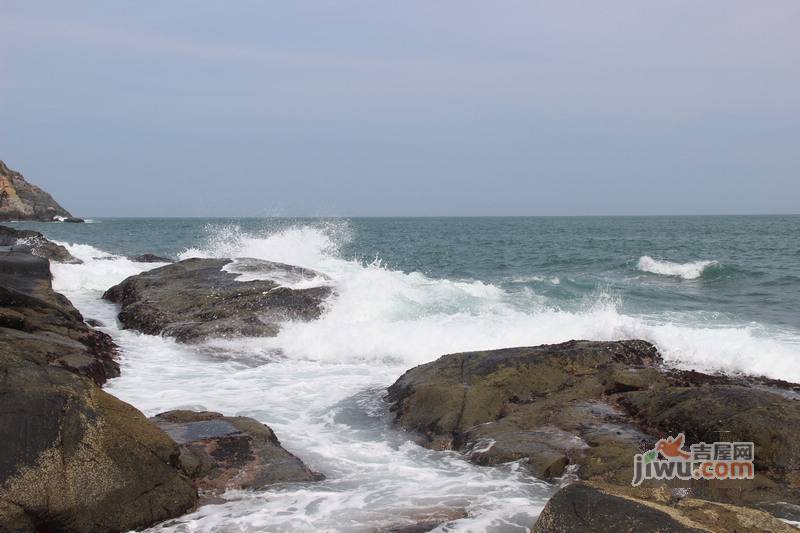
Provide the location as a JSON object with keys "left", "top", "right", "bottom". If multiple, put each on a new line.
{"left": 1, "top": 1, "right": 798, "bottom": 217}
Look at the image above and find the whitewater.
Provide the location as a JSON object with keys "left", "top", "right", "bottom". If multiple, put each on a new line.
{"left": 46, "top": 220, "right": 800, "bottom": 532}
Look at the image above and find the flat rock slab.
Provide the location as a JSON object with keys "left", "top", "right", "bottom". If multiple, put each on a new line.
{"left": 152, "top": 411, "right": 323, "bottom": 499}
{"left": 103, "top": 257, "right": 332, "bottom": 343}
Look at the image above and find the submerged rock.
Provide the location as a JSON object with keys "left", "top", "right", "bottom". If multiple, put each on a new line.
{"left": 387, "top": 340, "right": 800, "bottom": 519}
{"left": 152, "top": 410, "right": 323, "bottom": 500}
{"left": 532, "top": 482, "right": 797, "bottom": 533}
{"left": 0, "top": 224, "right": 81, "bottom": 264}
{"left": 0, "top": 161, "right": 74, "bottom": 222}
{"left": 129, "top": 253, "right": 173, "bottom": 263}
{"left": 103, "top": 257, "right": 332, "bottom": 343}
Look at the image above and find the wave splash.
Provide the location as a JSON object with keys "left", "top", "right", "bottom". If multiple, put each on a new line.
{"left": 637, "top": 255, "right": 719, "bottom": 280}
{"left": 153, "top": 223, "right": 800, "bottom": 382}
{"left": 46, "top": 224, "right": 800, "bottom": 531}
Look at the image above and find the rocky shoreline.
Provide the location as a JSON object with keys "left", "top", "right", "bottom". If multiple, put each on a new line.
{"left": 387, "top": 340, "right": 800, "bottom": 529}
{"left": 0, "top": 232, "right": 325, "bottom": 531}
{"left": 1, "top": 223, "right": 799, "bottom": 531}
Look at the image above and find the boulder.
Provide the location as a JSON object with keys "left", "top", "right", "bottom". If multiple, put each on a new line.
{"left": 0, "top": 225, "right": 81, "bottom": 264}
{"left": 0, "top": 349, "right": 198, "bottom": 532}
{"left": 532, "top": 482, "right": 796, "bottom": 533}
{"left": 63, "top": 217, "right": 84, "bottom": 223}
{"left": 0, "top": 161, "right": 74, "bottom": 222}
{"left": 103, "top": 258, "right": 332, "bottom": 343}
{"left": 129, "top": 253, "right": 173, "bottom": 263}
{"left": 0, "top": 246, "right": 199, "bottom": 530}
{"left": 387, "top": 340, "right": 800, "bottom": 519}
{"left": 152, "top": 410, "right": 323, "bottom": 500}
{"left": 0, "top": 249, "right": 117, "bottom": 384}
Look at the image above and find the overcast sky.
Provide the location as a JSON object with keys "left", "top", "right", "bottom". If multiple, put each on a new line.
{"left": 1, "top": 1, "right": 798, "bottom": 216}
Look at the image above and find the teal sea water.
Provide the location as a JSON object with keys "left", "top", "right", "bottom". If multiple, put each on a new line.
{"left": 8, "top": 215, "right": 800, "bottom": 531}
{"left": 13, "top": 215, "right": 800, "bottom": 328}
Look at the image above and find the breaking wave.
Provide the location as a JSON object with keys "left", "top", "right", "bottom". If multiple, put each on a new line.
{"left": 160, "top": 223, "right": 800, "bottom": 381}
{"left": 637, "top": 255, "right": 719, "bottom": 280}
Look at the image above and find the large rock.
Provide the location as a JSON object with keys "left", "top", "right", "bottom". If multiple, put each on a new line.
{"left": 532, "top": 482, "right": 796, "bottom": 533}
{"left": 0, "top": 246, "right": 199, "bottom": 531}
{"left": 103, "top": 258, "right": 332, "bottom": 343}
{"left": 0, "top": 349, "right": 198, "bottom": 532}
{"left": 152, "top": 411, "right": 323, "bottom": 500}
{"left": 0, "top": 225, "right": 81, "bottom": 264}
{"left": 0, "top": 161, "right": 73, "bottom": 222}
{"left": 0, "top": 249, "right": 116, "bottom": 384}
{"left": 387, "top": 340, "right": 800, "bottom": 519}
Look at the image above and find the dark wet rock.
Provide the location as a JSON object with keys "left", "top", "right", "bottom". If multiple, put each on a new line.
{"left": 0, "top": 349, "right": 198, "bottom": 532}
{"left": 85, "top": 318, "right": 104, "bottom": 327}
{"left": 0, "top": 224, "right": 81, "bottom": 263}
{"left": 103, "top": 257, "right": 332, "bottom": 343}
{"left": 152, "top": 410, "right": 323, "bottom": 500}
{"left": 387, "top": 340, "right": 800, "bottom": 517}
{"left": 130, "top": 253, "right": 173, "bottom": 263}
{"left": 0, "top": 161, "right": 74, "bottom": 222}
{"left": 63, "top": 217, "right": 84, "bottom": 223}
{"left": 532, "top": 482, "right": 796, "bottom": 533}
{"left": 0, "top": 246, "right": 199, "bottom": 530}
{"left": 0, "top": 249, "right": 117, "bottom": 385}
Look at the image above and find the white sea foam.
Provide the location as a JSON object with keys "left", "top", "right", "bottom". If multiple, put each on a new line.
{"left": 637, "top": 255, "right": 718, "bottom": 279}
{"left": 169, "top": 225, "right": 800, "bottom": 379}
{"left": 510, "top": 275, "right": 560, "bottom": 285}
{"left": 46, "top": 228, "right": 800, "bottom": 531}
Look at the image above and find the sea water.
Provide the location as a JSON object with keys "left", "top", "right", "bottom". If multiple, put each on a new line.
{"left": 10, "top": 215, "right": 800, "bottom": 532}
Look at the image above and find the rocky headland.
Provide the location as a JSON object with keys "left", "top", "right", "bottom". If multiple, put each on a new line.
{"left": 0, "top": 161, "right": 77, "bottom": 222}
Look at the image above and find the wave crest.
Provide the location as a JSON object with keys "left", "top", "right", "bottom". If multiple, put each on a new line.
{"left": 637, "top": 255, "right": 718, "bottom": 280}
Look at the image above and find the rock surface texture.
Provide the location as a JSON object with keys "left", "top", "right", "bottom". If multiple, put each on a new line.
{"left": 0, "top": 224, "right": 81, "bottom": 264}
{"left": 0, "top": 161, "right": 73, "bottom": 221}
{"left": 387, "top": 340, "right": 800, "bottom": 525}
{"left": 152, "top": 410, "right": 323, "bottom": 501}
{"left": 103, "top": 257, "right": 332, "bottom": 343}
{"left": 0, "top": 248, "right": 198, "bottom": 532}
{"left": 533, "top": 482, "right": 797, "bottom": 533}
{"left": 0, "top": 249, "right": 115, "bottom": 383}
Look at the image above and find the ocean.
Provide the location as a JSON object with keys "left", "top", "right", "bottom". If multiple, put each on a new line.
{"left": 8, "top": 215, "right": 800, "bottom": 531}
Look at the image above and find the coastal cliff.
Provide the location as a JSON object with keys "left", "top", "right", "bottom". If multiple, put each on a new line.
{"left": 0, "top": 161, "right": 75, "bottom": 222}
